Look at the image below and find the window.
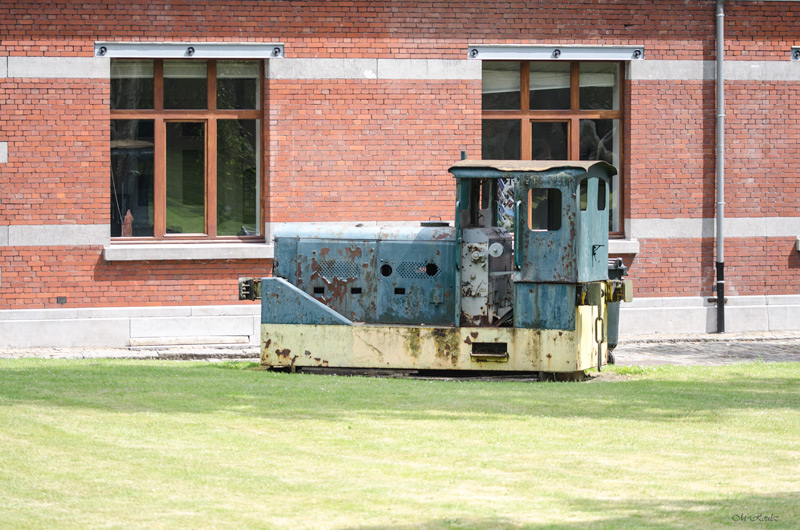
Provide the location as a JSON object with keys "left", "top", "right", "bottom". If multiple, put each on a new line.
{"left": 482, "top": 61, "right": 623, "bottom": 233}
{"left": 110, "top": 59, "right": 262, "bottom": 239}
{"left": 528, "top": 188, "right": 562, "bottom": 231}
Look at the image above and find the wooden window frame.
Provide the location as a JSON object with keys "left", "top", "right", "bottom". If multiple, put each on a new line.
{"left": 110, "top": 58, "right": 264, "bottom": 242}
{"left": 482, "top": 61, "right": 626, "bottom": 237}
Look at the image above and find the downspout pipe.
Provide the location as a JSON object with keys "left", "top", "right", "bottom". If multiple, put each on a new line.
{"left": 716, "top": 0, "right": 726, "bottom": 333}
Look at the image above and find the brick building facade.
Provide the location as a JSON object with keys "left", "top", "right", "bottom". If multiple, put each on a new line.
{"left": 0, "top": 1, "right": 798, "bottom": 347}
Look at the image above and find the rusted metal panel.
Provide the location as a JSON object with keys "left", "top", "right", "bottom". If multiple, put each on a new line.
{"left": 514, "top": 283, "right": 576, "bottom": 330}
{"left": 376, "top": 239, "right": 457, "bottom": 326}
{"left": 273, "top": 223, "right": 457, "bottom": 327}
{"left": 513, "top": 169, "right": 579, "bottom": 284}
{"left": 296, "top": 239, "right": 379, "bottom": 323}
{"left": 260, "top": 278, "right": 353, "bottom": 326}
{"left": 576, "top": 165, "right": 612, "bottom": 283}
{"left": 260, "top": 304, "right": 605, "bottom": 373}
{"left": 459, "top": 227, "right": 513, "bottom": 326}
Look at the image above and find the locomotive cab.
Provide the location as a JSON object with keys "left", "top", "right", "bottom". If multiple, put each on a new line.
{"left": 240, "top": 160, "right": 632, "bottom": 375}
{"left": 451, "top": 160, "right": 617, "bottom": 332}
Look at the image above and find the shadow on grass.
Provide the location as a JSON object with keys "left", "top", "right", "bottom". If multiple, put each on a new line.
{"left": 338, "top": 491, "right": 800, "bottom": 530}
{"left": 0, "top": 360, "right": 798, "bottom": 424}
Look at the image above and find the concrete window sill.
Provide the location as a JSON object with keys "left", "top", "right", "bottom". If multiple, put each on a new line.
{"left": 103, "top": 243, "right": 274, "bottom": 261}
{"left": 608, "top": 238, "right": 640, "bottom": 255}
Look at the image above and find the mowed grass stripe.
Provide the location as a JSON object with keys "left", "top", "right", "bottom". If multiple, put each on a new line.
{"left": 0, "top": 360, "right": 798, "bottom": 529}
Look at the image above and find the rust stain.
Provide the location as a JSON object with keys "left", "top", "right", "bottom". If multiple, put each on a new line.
{"left": 320, "top": 247, "right": 330, "bottom": 259}
{"left": 275, "top": 348, "right": 292, "bottom": 359}
{"left": 432, "top": 328, "right": 460, "bottom": 366}
{"left": 304, "top": 350, "right": 312, "bottom": 357}
{"left": 470, "top": 332, "right": 479, "bottom": 339}
{"left": 464, "top": 336, "right": 473, "bottom": 345}
{"left": 264, "top": 338, "right": 272, "bottom": 350}
{"left": 321, "top": 276, "right": 354, "bottom": 302}
{"left": 345, "top": 246, "right": 363, "bottom": 259}
{"left": 404, "top": 327, "right": 422, "bottom": 358}
{"left": 431, "top": 229, "right": 452, "bottom": 241}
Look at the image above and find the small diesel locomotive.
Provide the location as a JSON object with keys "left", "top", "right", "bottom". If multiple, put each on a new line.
{"left": 240, "top": 160, "right": 632, "bottom": 377}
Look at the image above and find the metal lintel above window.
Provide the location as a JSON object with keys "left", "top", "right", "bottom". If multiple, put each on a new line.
{"left": 792, "top": 47, "right": 800, "bottom": 61}
{"left": 95, "top": 42, "right": 284, "bottom": 59}
{"left": 468, "top": 45, "right": 644, "bottom": 61}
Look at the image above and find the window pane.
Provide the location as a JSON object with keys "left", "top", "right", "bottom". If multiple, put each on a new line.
{"left": 579, "top": 179, "right": 588, "bottom": 211}
{"left": 482, "top": 120, "right": 521, "bottom": 159}
{"left": 528, "top": 188, "right": 561, "bottom": 231}
{"left": 166, "top": 122, "right": 206, "bottom": 234}
{"left": 598, "top": 179, "right": 607, "bottom": 211}
{"left": 217, "top": 61, "right": 260, "bottom": 110}
{"left": 482, "top": 62, "right": 521, "bottom": 110}
{"left": 580, "top": 63, "right": 619, "bottom": 110}
{"left": 580, "top": 119, "right": 620, "bottom": 231}
{"left": 531, "top": 121, "right": 568, "bottom": 160}
{"left": 217, "top": 120, "right": 259, "bottom": 236}
{"left": 530, "top": 62, "right": 570, "bottom": 110}
{"left": 579, "top": 119, "right": 617, "bottom": 163}
{"left": 110, "top": 120, "right": 154, "bottom": 237}
{"left": 164, "top": 61, "right": 207, "bottom": 109}
{"left": 111, "top": 60, "right": 153, "bottom": 110}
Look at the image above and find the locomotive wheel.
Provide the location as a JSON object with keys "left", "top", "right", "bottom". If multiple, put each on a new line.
{"left": 539, "top": 371, "right": 586, "bottom": 382}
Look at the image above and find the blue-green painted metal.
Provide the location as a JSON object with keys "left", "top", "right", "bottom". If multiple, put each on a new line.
{"left": 576, "top": 170, "right": 611, "bottom": 283}
{"left": 449, "top": 160, "right": 616, "bottom": 331}
{"left": 273, "top": 224, "right": 457, "bottom": 326}
{"left": 514, "top": 283, "right": 576, "bottom": 330}
{"left": 266, "top": 160, "right": 619, "bottom": 337}
{"left": 260, "top": 277, "right": 353, "bottom": 325}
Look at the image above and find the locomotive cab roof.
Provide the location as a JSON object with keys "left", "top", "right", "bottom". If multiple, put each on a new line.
{"left": 448, "top": 159, "right": 617, "bottom": 178}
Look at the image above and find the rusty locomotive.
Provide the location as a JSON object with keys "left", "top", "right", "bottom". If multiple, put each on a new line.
{"left": 239, "top": 160, "right": 632, "bottom": 377}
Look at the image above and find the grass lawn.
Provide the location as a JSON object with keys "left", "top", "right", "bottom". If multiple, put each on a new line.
{"left": 0, "top": 360, "right": 798, "bottom": 529}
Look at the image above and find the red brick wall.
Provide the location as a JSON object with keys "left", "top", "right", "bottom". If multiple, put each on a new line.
{"left": 621, "top": 237, "right": 800, "bottom": 298}
{"left": 0, "top": 79, "right": 108, "bottom": 225}
{"left": 627, "top": 80, "right": 716, "bottom": 219}
{"left": 267, "top": 79, "right": 480, "bottom": 223}
{"left": 725, "top": 83, "right": 800, "bottom": 218}
{"left": 0, "top": 246, "right": 269, "bottom": 309}
{"left": 0, "top": 0, "right": 799, "bottom": 309}
{"left": 2, "top": 1, "right": 795, "bottom": 60}
{"left": 627, "top": 80, "right": 800, "bottom": 220}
